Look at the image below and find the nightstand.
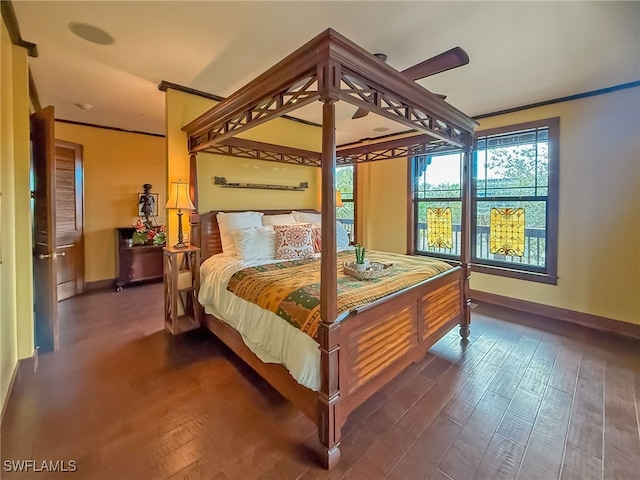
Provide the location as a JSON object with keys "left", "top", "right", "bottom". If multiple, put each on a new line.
{"left": 163, "top": 245, "right": 201, "bottom": 334}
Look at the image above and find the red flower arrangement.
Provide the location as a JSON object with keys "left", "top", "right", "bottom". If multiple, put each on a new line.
{"left": 132, "top": 218, "right": 166, "bottom": 246}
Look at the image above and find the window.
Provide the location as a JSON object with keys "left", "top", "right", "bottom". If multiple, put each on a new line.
{"left": 336, "top": 165, "right": 356, "bottom": 241}
{"left": 410, "top": 117, "right": 559, "bottom": 284}
{"left": 412, "top": 151, "right": 463, "bottom": 260}
{"left": 472, "top": 118, "right": 559, "bottom": 283}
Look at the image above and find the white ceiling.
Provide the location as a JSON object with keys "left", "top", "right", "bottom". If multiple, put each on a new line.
{"left": 13, "top": 1, "right": 640, "bottom": 144}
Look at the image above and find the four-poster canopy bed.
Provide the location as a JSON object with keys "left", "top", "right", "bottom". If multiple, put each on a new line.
{"left": 180, "top": 28, "right": 478, "bottom": 469}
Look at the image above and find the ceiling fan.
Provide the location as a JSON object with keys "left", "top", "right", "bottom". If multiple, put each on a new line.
{"left": 351, "top": 47, "right": 469, "bottom": 119}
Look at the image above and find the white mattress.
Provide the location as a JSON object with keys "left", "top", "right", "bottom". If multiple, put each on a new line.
{"left": 198, "top": 254, "right": 321, "bottom": 391}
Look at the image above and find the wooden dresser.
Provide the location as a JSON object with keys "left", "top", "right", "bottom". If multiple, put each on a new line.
{"left": 115, "top": 228, "right": 163, "bottom": 291}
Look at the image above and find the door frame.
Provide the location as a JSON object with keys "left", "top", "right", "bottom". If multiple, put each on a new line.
{"left": 54, "top": 139, "right": 85, "bottom": 299}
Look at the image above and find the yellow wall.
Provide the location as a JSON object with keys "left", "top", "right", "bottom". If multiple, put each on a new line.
{"left": 471, "top": 87, "right": 640, "bottom": 325}
{"left": 1, "top": 21, "right": 33, "bottom": 409}
{"left": 364, "top": 86, "right": 640, "bottom": 325}
{"left": 360, "top": 159, "right": 408, "bottom": 253}
{"left": 165, "top": 89, "right": 321, "bottom": 245}
{"left": 196, "top": 156, "right": 320, "bottom": 212}
{"left": 165, "top": 88, "right": 213, "bottom": 246}
{"left": 54, "top": 123, "right": 165, "bottom": 282}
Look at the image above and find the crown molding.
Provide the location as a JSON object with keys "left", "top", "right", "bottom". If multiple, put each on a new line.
{"left": 1, "top": 0, "right": 38, "bottom": 57}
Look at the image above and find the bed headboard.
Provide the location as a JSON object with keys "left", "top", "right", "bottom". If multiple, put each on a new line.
{"left": 189, "top": 209, "right": 319, "bottom": 262}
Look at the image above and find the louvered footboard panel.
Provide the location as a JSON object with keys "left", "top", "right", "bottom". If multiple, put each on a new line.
{"left": 422, "top": 279, "right": 461, "bottom": 338}
{"left": 345, "top": 303, "right": 418, "bottom": 395}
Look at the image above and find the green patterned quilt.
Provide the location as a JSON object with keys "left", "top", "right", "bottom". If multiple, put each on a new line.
{"left": 226, "top": 250, "right": 453, "bottom": 341}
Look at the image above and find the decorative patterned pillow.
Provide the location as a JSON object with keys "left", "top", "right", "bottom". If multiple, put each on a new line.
{"left": 311, "top": 225, "right": 322, "bottom": 253}
{"left": 274, "top": 224, "right": 314, "bottom": 260}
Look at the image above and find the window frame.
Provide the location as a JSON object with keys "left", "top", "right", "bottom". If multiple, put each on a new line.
{"left": 471, "top": 117, "right": 559, "bottom": 284}
{"left": 410, "top": 150, "right": 464, "bottom": 262}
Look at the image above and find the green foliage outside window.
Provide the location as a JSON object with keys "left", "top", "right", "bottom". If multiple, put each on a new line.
{"left": 336, "top": 166, "right": 355, "bottom": 237}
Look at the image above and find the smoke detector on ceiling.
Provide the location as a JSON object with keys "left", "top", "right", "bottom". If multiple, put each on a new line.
{"left": 68, "top": 22, "right": 114, "bottom": 45}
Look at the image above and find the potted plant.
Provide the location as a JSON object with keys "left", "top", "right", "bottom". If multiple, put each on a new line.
{"left": 354, "top": 243, "right": 367, "bottom": 271}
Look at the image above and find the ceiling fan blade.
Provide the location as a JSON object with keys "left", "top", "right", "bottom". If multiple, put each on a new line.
{"left": 351, "top": 107, "right": 370, "bottom": 119}
{"left": 401, "top": 47, "right": 469, "bottom": 81}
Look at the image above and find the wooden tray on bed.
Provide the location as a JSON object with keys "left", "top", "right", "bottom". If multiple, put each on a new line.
{"left": 343, "top": 261, "right": 393, "bottom": 280}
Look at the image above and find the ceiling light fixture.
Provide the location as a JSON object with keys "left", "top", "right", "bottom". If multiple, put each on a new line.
{"left": 68, "top": 22, "right": 114, "bottom": 45}
{"left": 373, "top": 127, "right": 389, "bottom": 132}
{"left": 76, "top": 103, "right": 93, "bottom": 111}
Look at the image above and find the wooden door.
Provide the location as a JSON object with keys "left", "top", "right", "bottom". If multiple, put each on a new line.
{"left": 55, "top": 140, "right": 84, "bottom": 300}
{"left": 31, "top": 106, "right": 59, "bottom": 352}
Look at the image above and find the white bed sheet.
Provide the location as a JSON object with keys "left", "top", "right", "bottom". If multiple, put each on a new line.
{"left": 198, "top": 254, "right": 321, "bottom": 391}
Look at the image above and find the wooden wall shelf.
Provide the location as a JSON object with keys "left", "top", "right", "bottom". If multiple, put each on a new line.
{"left": 214, "top": 176, "right": 308, "bottom": 191}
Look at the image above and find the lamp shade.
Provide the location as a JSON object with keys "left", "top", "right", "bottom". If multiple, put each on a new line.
{"left": 165, "top": 181, "right": 195, "bottom": 210}
{"left": 336, "top": 191, "right": 344, "bottom": 208}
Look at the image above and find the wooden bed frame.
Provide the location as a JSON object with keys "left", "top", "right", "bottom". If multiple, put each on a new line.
{"left": 190, "top": 209, "right": 465, "bottom": 467}
{"left": 180, "top": 29, "right": 479, "bottom": 469}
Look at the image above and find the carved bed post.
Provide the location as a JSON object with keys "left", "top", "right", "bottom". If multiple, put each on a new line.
{"left": 189, "top": 153, "right": 198, "bottom": 211}
{"left": 459, "top": 146, "right": 473, "bottom": 339}
{"left": 317, "top": 91, "right": 341, "bottom": 469}
{"left": 317, "top": 321, "right": 340, "bottom": 469}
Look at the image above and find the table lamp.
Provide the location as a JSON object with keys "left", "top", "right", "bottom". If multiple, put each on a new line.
{"left": 165, "top": 180, "right": 195, "bottom": 249}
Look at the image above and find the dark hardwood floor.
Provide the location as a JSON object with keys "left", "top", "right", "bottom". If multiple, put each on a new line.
{"left": 2, "top": 283, "right": 639, "bottom": 479}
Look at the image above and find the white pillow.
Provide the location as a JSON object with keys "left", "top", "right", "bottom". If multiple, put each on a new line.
{"left": 291, "top": 211, "right": 322, "bottom": 224}
{"left": 336, "top": 220, "right": 351, "bottom": 250}
{"left": 261, "top": 213, "right": 296, "bottom": 226}
{"left": 230, "top": 226, "right": 275, "bottom": 262}
{"left": 257, "top": 225, "right": 276, "bottom": 260}
{"left": 310, "top": 221, "right": 353, "bottom": 251}
{"left": 216, "top": 211, "right": 263, "bottom": 257}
